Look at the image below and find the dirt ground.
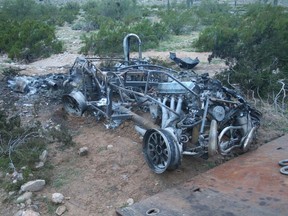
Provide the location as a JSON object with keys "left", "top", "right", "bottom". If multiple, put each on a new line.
{"left": 0, "top": 25, "right": 283, "bottom": 216}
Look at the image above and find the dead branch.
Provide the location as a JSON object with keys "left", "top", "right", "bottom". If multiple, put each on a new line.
{"left": 273, "top": 79, "right": 286, "bottom": 113}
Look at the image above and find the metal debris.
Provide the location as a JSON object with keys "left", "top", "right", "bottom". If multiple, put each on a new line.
{"left": 8, "top": 74, "right": 66, "bottom": 94}
{"left": 169, "top": 52, "right": 200, "bottom": 69}
{"left": 62, "top": 33, "right": 262, "bottom": 174}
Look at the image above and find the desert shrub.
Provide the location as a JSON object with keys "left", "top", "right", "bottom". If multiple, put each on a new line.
{"left": 94, "top": 0, "right": 141, "bottom": 22}
{"left": 195, "top": 0, "right": 231, "bottom": 26}
{"left": 0, "top": 19, "right": 63, "bottom": 62}
{"left": 0, "top": 0, "right": 69, "bottom": 61}
{"left": 80, "top": 19, "right": 168, "bottom": 56}
{"left": 0, "top": 0, "right": 79, "bottom": 25}
{"left": 0, "top": 111, "right": 45, "bottom": 170}
{"left": 159, "top": 8, "right": 199, "bottom": 35}
{"left": 48, "top": 126, "right": 75, "bottom": 148}
{"left": 0, "top": 0, "right": 38, "bottom": 21}
{"left": 194, "top": 4, "right": 288, "bottom": 98}
{"left": 58, "top": 2, "right": 80, "bottom": 24}
{"left": 80, "top": 19, "right": 129, "bottom": 55}
{"left": 81, "top": 0, "right": 142, "bottom": 31}
{"left": 0, "top": 0, "right": 53, "bottom": 23}
{"left": 0, "top": 109, "right": 75, "bottom": 191}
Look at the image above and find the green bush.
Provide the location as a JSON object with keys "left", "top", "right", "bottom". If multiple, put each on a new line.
{"left": 81, "top": 0, "right": 142, "bottom": 31}
{"left": 0, "top": 20, "right": 63, "bottom": 62}
{"left": 194, "top": 4, "right": 288, "bottom": 97}
{"left": 0, "top": 111, "right": 45, "bottom": 170}
{"left": 80, "top": 19, "right": 168, "bottom": 56}
{"left": 195, "top": 0, "right": 231, "bottom": 26}
{"left": 0, "top": 0, "right": 73, "bottom": 61}
{"left": 159, "top": 9, "right": 199, "bottom": 35}
{"left": 58, "top": 2, "right": 80, "bottom": 24}
{"left": 0, "top": 0, "right": 79, "bottom": 25}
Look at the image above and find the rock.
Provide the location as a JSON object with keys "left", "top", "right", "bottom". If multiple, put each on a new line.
{"left": 20, "top": 203, "right": 25, "bottom": 209}
{"left": 55, "top": 124, "right": 61, "bottom": 131}
{"left": 12, "top": 171, "right": 23, "bottom": 181}
{"left": 56, "top": 205, "right": 67, "bottom": 216}
{"left": 127, "top": 198, "right": 134, "bottom": 206}
{"left": 78, "top": 147, "right": 88, "bottom": 156}
{"left": 52, "top": 193, "right": 64, "bottom": 204}
{"left": 14, "top": 210, "right": 24, "bottom": 216}
{"left": 0, "top": 171, "right": 3, "bottom": 178}
{"left": 22, "top": 209, "right": 40, "bottom": 216}
{"left": 39, "top": 150, "right": 48, "bottom": 163}
{"left": 21, "top": 180, "right": 45, "bottom": 192}
{"left": 16, "top": 192, "right": 33, "bottom": 204}
{"left": 9, "top": 191, "right": 16, "bottom": 196}
{"left": 107, "top": 144, "right": 113, "bottom": 149}
{"left": 35, "top": 162, "right": 44, "bottom": 169}
{"left": 5, "top": 173, "right": 11, "bottom": 178}
{"left": 30, "top": 204, "right": 39, "bottom": 212}
{"left": 26, "top": 198, "right": 32, "bottom": 205}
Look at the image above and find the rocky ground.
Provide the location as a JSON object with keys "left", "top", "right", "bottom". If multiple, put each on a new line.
{"left": 0, "top": 23, "right": 284, "bottom": 216}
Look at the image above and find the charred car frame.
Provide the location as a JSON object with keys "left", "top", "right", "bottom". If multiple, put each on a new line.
{"left": 62, "top": 34, "right": 261, "bottom": 174}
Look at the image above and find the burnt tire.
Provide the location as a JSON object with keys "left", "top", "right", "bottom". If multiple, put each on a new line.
{"left": 62, "top": 90, "right": 87, "bottom": 116}
{"left": 279, "top": 159, "right": 288, "bottom": 167}
{"left": 280, "top": 166, "right": 288, "bottom": 175}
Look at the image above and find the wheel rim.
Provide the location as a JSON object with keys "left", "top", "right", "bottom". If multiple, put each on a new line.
{"left": 62, "top": 90, "right": 87, "bottom": 116}
{"left": 143, "top": 129, "right": 181, "bottom": 174}
{"left": 143, "top": 129, "right": 171, "bottom": 173}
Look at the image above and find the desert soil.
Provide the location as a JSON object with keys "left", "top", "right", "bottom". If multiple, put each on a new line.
{"left": 0, "top": 25, "right": 282, "bottom": 216}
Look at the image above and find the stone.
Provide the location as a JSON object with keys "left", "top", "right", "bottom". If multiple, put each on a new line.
{"left": 0, "top": 171, "right": 4, "bottom": 178}
{"left": 20, "top": 203, "right": 25, "bottom": 209}
{"left": 35, "top": 162, "right": 44, "bottom": 169}
{"left": 30, "top": 204, "right": 39, "bottom": 212}
{"left": 78, "top": 147, "right": 88, "bottom": 156}
{"left": 16, "top": 192, "right": 33, "bottom": 204}
{"left": 39, "top": 150, "right": 48, "bottom": 163}
{"left": 12, "top": 171, "right": 23, "bottom": 181}
{"left": 127, "top": 198, "right": 134, "bottom": 206}
{"left": 107, "top": 144, "right": 113, "bottom": 149}
{"left": 5, "top": 172, "right": 11, "bottom": 178}
{"left": 14, "top": 210, "right": 24, "bottom": 216}
{"left": 21, "top": 180, "right": 45, "bottom": 192}
{"left": 9, "top": 191, "right": 16, "bottom": 196}
{"left": 22, "top": 209, "right": 40, "bottom": 216}
{"left": 26, "top": 198, "right": 32, "bottom": 205}
{"left": 56, "top": 205, "right": 67, "bottom": 216}
{"left": 52, "top": 193, "right": 64, "bottom": 204}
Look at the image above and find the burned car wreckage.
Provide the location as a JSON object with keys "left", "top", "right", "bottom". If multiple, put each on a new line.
{"left": 62, "top": 34, "right": 261, "bottom": 174}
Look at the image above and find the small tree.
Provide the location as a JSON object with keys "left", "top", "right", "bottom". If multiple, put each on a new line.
{"left": 0, "top": 20, "right": 63, "bottom": 62}
{"left": 194, "top": 4, "right": 288, "bottom": 98}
